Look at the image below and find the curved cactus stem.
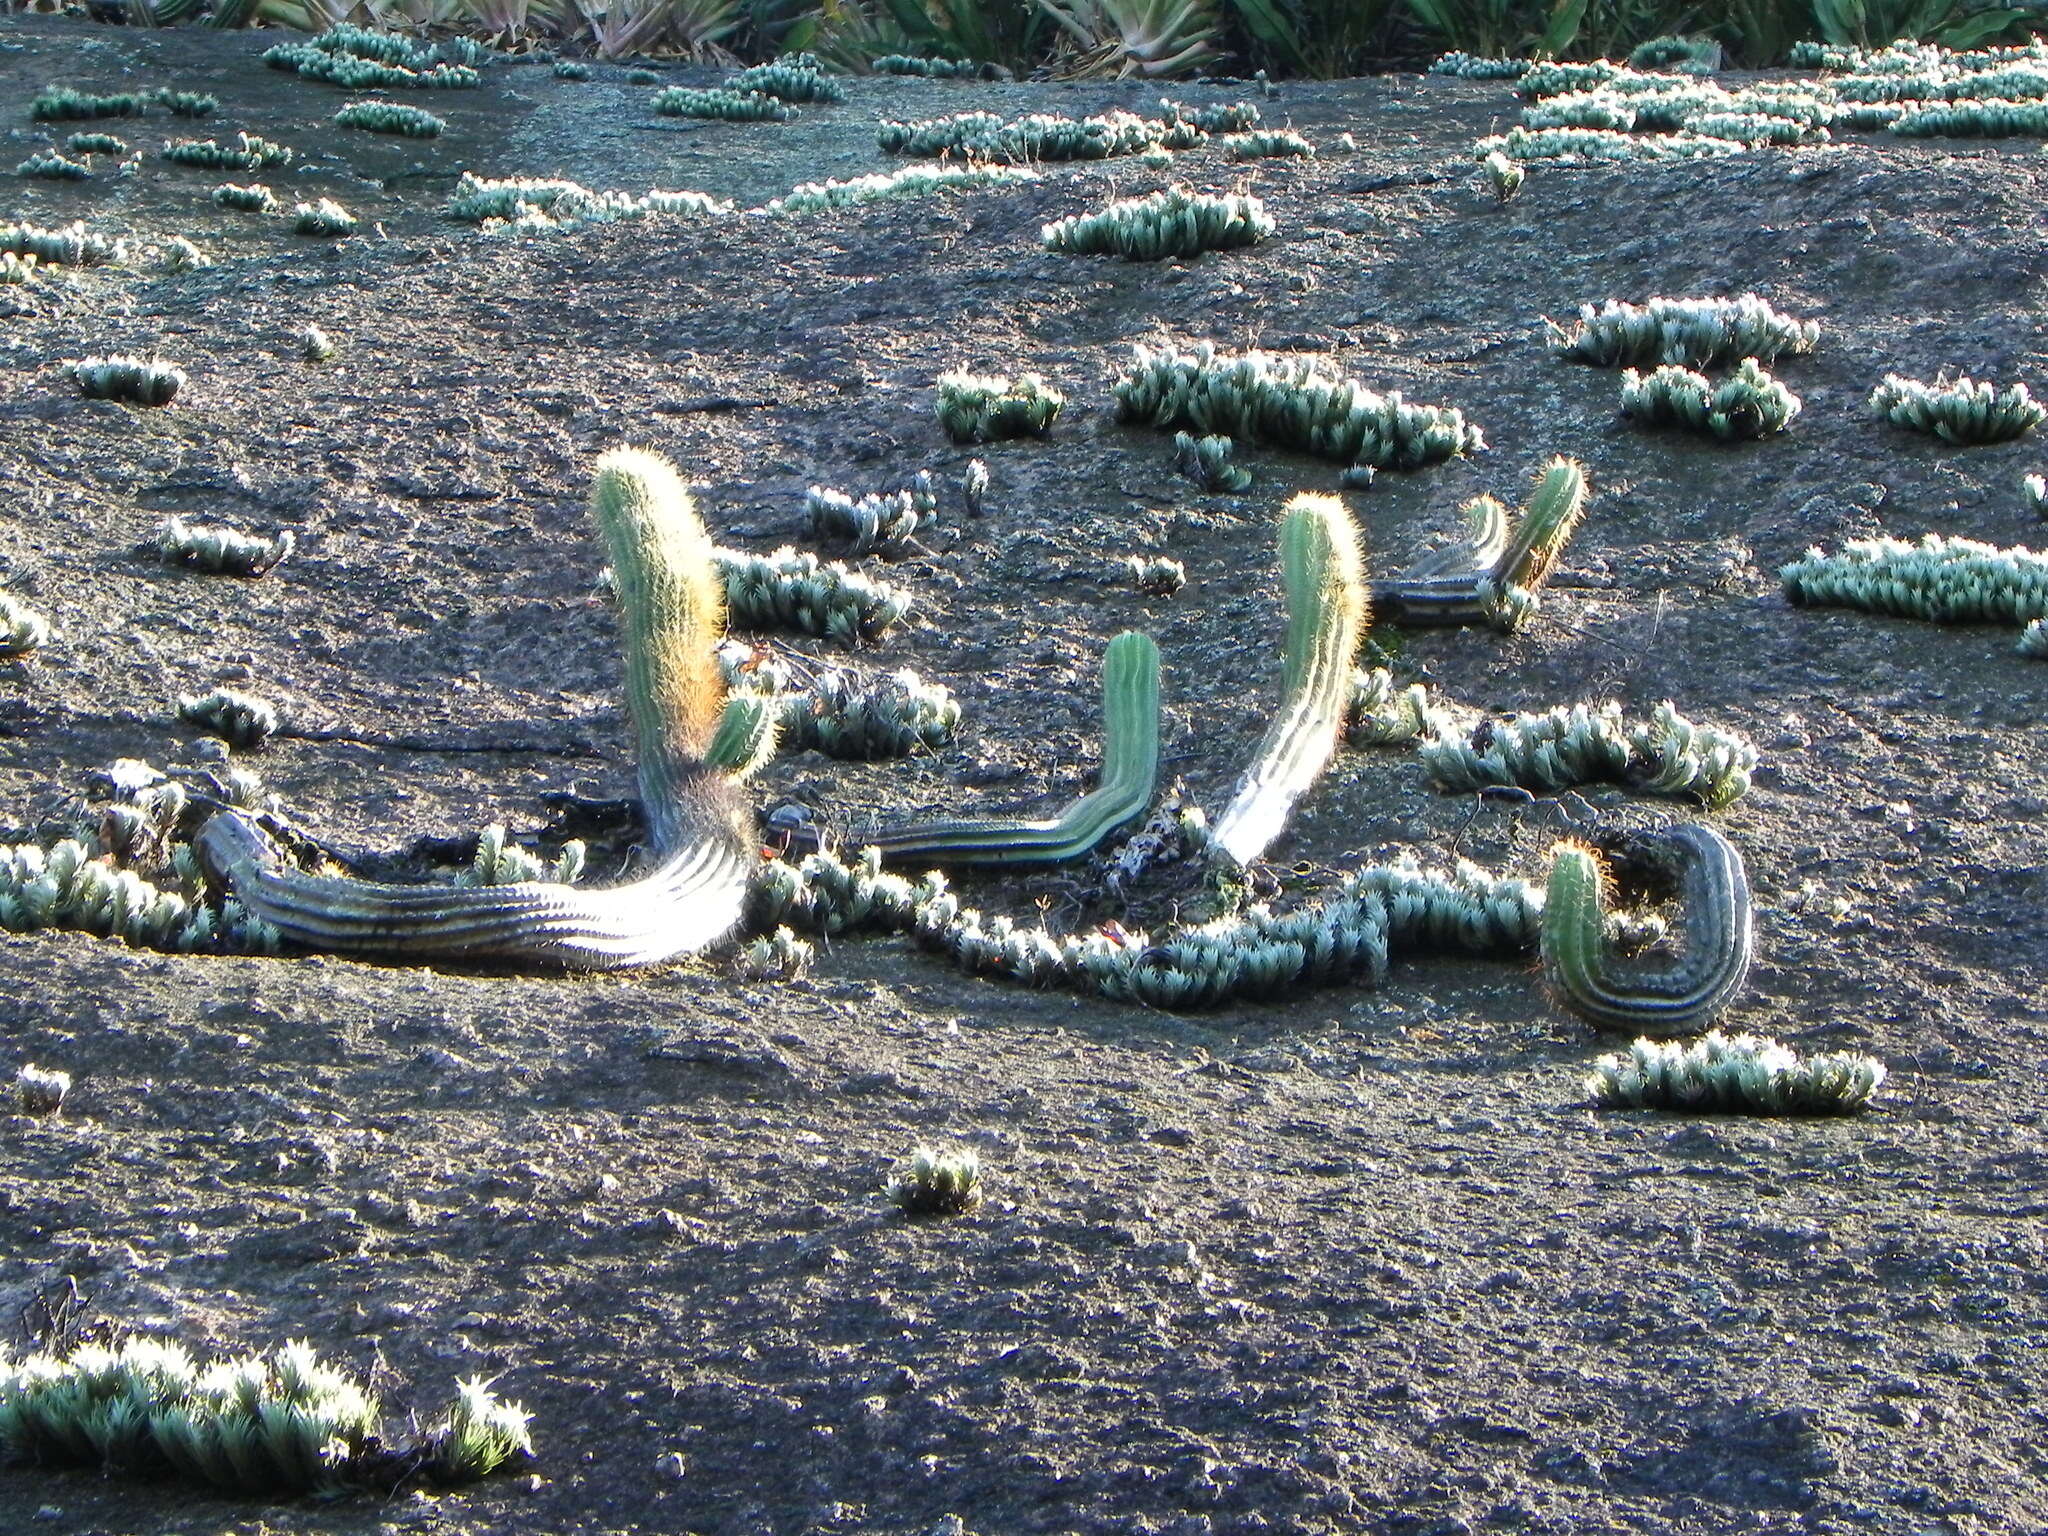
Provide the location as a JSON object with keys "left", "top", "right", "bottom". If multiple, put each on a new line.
{"left": 1542, "top": 824, "right": 1754, "bottom": 1036}
{"left": 869, "top": 631, "right": 1161, "bottom": 866}
{"left": 1212, "top": 494, "right": 1367, "bottom": 865}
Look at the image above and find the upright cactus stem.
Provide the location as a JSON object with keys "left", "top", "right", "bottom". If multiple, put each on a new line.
{"left": 1212, "top": 494, "right": 1367, "bottom": 866}
{"left": 1371, "top": 456, "right": 1588, "bottom": 632}
{"left": 1542, "top": 825, "right": 1755, "bottom": 1036}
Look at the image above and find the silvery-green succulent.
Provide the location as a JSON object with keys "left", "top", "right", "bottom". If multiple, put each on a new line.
{"left": 333, "top": 100, "right": 445, "bottom": 137}
{"left": 1421, "top": 699, "right": 1758, "bottom": 808}
{"left": 1587, "top": 1029, "right": 1886, "bottom": 1115}
{"left": 15, "top": 1062, "right": 70, "bottom": 1116}
{"left": 1620, "top": 358, "right": 1802, "bottom": 440}
{"left": 1869, "top": 372, "right": 2043, "bottom": 444}
{"left": 735, "top": 924, "right": 814, "bottom": 981}
{"left": 1551, "top": 294, "right": 1819, "bottom": 369}
{"left": 1174, "top": 431, "right": 1253, "bottom": 492}
{"left": 176, "top": 687, "right": 279, "bottom": 750}
{"left": 30, "top": 86, "right": 146, "bottom": 121}
{"left": 291, "top": 199, "right": 358, "bottom": 237}
{"left": 0, "top": 595, "right": 48, "bottom": 660}
{"left": 935, "top": 370, "right": 1064, "bottom": 443}
{"left": 805, "top": 473, "right": 937, "bottom": 557}
{"left": 15, "top": 151, "right": 92, "bottom": 181}
{"left": 211, "top": 182, "right": 277, "bottom": 213}
{"left": 888, "top": 1145, "right": 982, "bottom": 1216}
{"left": 716, "top": 546, "right": 913, "bottom": 644}
{"left": 1428, "top": 52, "right": 1532, "bottom": 80}
{"left": 0, "top": 219, "right": 124, "bottom": 266}
{"left": 731, "top": 57, "right": 846, "bottom": 103}
{"left": 653, "top": 87, "right": 794, "bottom": 122}
{"left": 1041, "top": 187, "right": 1273, "bottom": 260}
{"left": 151, "top": 516, "right": 294, "bottom": 577}
{"left": 1123, "top": 555, "right": 1187, "bottom": 596}
{"left": 69, "top": 355, "right": 185, "bottom": 407}
{"left": 161, "top": 133, "right": 294, "bottom": 171}
{"left": 760, "top": 162, "right": 1037, "bottom": 215}
{"left": 1221, "top": 129, "right": 1313, "bottom": 159}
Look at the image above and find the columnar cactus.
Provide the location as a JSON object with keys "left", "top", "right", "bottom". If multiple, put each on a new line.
{"left": 1041, "top": 188, "right": 1273, "bottom": 260}
{"left": 1869, "top": 373, "right": 2043, "bottom": 444}
{"left": 1619, "top": 358, "right": 1802, "bottom": 440}
{"left": 1211, "top": 495, "right": 1366, "bottom": 867}
{"left": 1541, "top": 825, "right": 1754, "bottom": 1036}
{"left": 1587, "top": 1030, "right": 1887, "bottom": 1114}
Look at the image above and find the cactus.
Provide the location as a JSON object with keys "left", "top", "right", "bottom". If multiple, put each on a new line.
{"left": 553, "top": 59, "right": 592, "bottom": 80}
{"left": 2027, "top": 473, "right": 2046, "bottom": 516}
{"left": 264, "top": 27, "right": 481, "bottom": 90}
{"left": 1124, "top": 555, "right": 1187, "bottom": 596}
{"left": 16, "top": 151, "right": 92, "bottom": 181}
{"left": 301, "top": 325, "right": 336, "bottom": 361}
{"left": 212, "top": 182, "right": 277, "bottom": 212}
{"left": 1542, "top": 825, "right": 1754, "bottom": 1036}
{"left": 1483, "top": 149, "right": 1524, "bottom": 199}
{"left": 868, "top": 631, "right": 1159, "bottom": 866}
{"left": 702, "top": 692, "right": 782, "bottom": 780}
{"left": 1869, "top": 372, "right": 2043, "bottom": 444}
{"left": 158, "top": 237, "right": 211, "bottom": 273}
{"left": 1211, "top": 496, "right": 1367, "bottom": 867}
{"left": 1428, "top": 52, "right": 1532, "bottom": 79}
{"left": 889, "top": 1146, "right": 981, "bottom": 1216}
{"left": 1174, "top": 431, "right": 1253, "bottom": 492}
{"left": 935, "top": 370, "right": 1064, "bottom": 443}
{"left": 1041, "top": 187, "right": 1273, "bottom": 260}
{"left": 64, "top": 132, "right": 126, "bottom": 156}
{"left": 1550, "top": 294, "right": 1819, "bottom": 369}
{"left": 0, "top": 253, "right": 35, "bottom": 286}
{"left": 454, "top": 825, "right": 586, "bottom": 887}
{"left": 69, "top": 355, "right": 185, "bottom": 407}
{"left": 1587, "top": 1030, "right": 1887, "bottom": 1115}
{"left": 716, "top": 546, "right": 912, "bottom": 644}
{"left": 292, "top": 199, "right": 358, "bottom": 237}
{"left": 446, "top": 173, "right": 733, "bottom": 232}
{"left": 1620, "top": 358, "right": 1802, "bottom": 440}
{"left": 760, "top": 162, "right": 1038, "bottom": 215}
{"left": 806, "top": 473, "right": 937, "bottom": 557}
{"left": 1, "top": 219, "right": 124, "bottom": 266}
{"left": 1781, "top": 532, "right": 2048, "bottom": 638}
{"left": 1421, "top": 700, "right": 1758, "bottom": 807}
{"left": 30, "top": 86, "right": 147, "bottom": 122}
{"left": 735, "top": 924, "right": 814, "bottom": 980}
{"left": 153, "top": 88, "right": 218, "bottom": 118}
{"left": 197, "top": 448, "right": 756, "bottom": 969}
{"left": 177, "top": 687, "right": 279, "bottom": 750}
{"left": 877, "top": 107, "right": 1185, "bottom": 162}
{"left": 1221, "top": 129, "right": 1313, "bottom": 159}
{"left": 653, "top": 87, "right": 794, "bottom": 122}
{"left": 162, "top": 134, "right": 295, "bottom": 172}
{"left": 731, "top": 58, "right": 846, "bottom": 103}
{"left": 1478, "top": 126, "right": 1747, "bottom": 162}
{"left": 151, "top": 516, "right": 294, "bottom": 577}
{"left": 0, "top": 594, "right": 50, "bottom": 660}
{"left": 1112, "top": 342, "right": 1484, "bottom": 473}
{"left": 15, "top": 1063, "right": 70, "bottom": 1115}
{"left": 333, "top": 101, "right": 445, "bottom": 137}
{"left": 872, "top": 54, "right": 996, "bottom": 79}
{"left": 0, "top": 1336, "right": 531, "bottom": 1493}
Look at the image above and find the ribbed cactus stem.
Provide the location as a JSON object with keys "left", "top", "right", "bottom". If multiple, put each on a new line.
{"left": 1494, "top": 456, "right": 1586, "bottom": 594}
{"left": 590, "top": 447, "right": 727, "bottom": 852}
{"left": 1212, "top": 494, "right": 1367, "bottom": 865}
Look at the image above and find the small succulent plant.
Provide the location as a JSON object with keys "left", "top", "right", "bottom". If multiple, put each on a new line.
{"left": 1429, "top": 51, "right": 1533, "bottom": 79}
{"left": 454, "top": 824, "right": 585, "bottom": 887}
{"left": 761, "top": 162, "right": 1038, "bottom": 215}
{"left": 1041, "top": 187, "right": 1273, "bottom": 260}
{"left": 291, "top": 199, "right": 358, "bottom": 237}
{"left": 1587, "top": 1030, "right": 1886, "bottom": 1115}
{"left": 0, "top": 595, "right": 51, "bottom": 660}
{"left": 888, "top": 1145, "right": 983, "bottom": 1216}
{"left": 1421, "top": 699, "right": 1758, "bottom": 807}
{"left": 1782, "top": 531, "right": 2048, "bottom": 648}
{"left": 1869, "top": 372, "right": 2043, "bottom": 444}
{"left": 2026, "top": 473, "right": 2046, "bottom": 517}
{"left": 152, "top": 88, "right": 219, "bottom": 118}
{"left": 1483, "top": 149, "right": 1524, "bottom": 199}
{"left": 1124, "top": 555, "right": 1187, "bottom": 596}
{"left": 16, "top": 151, "right": 92, "bottom": 181}
{"left": 731, "top": 57, "right": 846, "bottom": 103}
{"left": 176, "top": 687, "right": 279, "bottom": 750}
{"left": 161, "top": 133, "right": 294, "bottom": 172}
{"left": 15, "top": 1062, "right": 71, "bottom": 1116}
{"left": 1, "top": 219, "right": 125, "bottom": 266}
{"left": 553, "top": 59, "right": 592, "bottom": 80}
{"left": 301, "top": 325, "right": 336, "bottom": 362}
{"left": 1620, "top": 358, "right": 1802, "bottom": 440}
{"left": 962, "top": 459, "right": 990, "bottom": 517}
{"left": 805, "top": 473, "right": 938, "bottom": 557}
{"left": 872, "top": 54, "right": 993, "bottom": 79}
{"left": 1551, "top": 293, "right": 1819, "bottom": 369}
{"left": 151, "top": 516, "right": 295, "bottom": 577}
{"left": 716, "top": 546, "right": 913, "bottom": 644}
{"left": 878, "top": 106, "right": 1190, "bottom": 163}
{"left": 1221, "top": 128, "right": 1313, "bottom": 158}
{"left": 333, "top": 100, "right": 446, "bottom": 137}
{"left": 30, "top": 86, "right": 147, "bottom": 122}
{"left": 935, "top": 370, "right": 1064, "bottom": 443}
{"left": 157, "top": 236, "right": 211, "bottom": 273}
{"left": 1173, "top": 430, "right": 1253, "bottom": 492}
{"left": 653, "top": 87, "right": 794, "bottom": 122}
{"left": 69, "top": 355, "right": 186, "bottom": 407}
{"left": 64, "top": 132, "right": 126, "bottom": 156}
{"left": 211, "top": 182, "right": 277, "bottom": 213}
{"left": 735, "top": 924, "right": 814, "bottom": 980}
{"left": 0, "top": 253, "right": 37, "bottom": 286}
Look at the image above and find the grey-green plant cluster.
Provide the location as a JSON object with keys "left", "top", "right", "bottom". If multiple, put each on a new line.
{"left": 935, "top": 370, "right": 1065, "bottom": 443}
{"left": 1112, "top": 342, "right": 1485, "bottom": 473}
{"left": 334, "top": 101, "right": 446, "bottom": 138}
{"left": 1551, "top": 293, "right": 1820, "bottom": 368}
{"left": 1176, "top": 100, "right": 1261, "bottom": 132}
{"left": 177, "top": 687, "right": 279, "bottom": 750}
{"left": 1174, "top": 431, "right": 1254, "bottom": 492}
{"left": 716, "top": 546, "right": 914, "bottom": 644}
{"left": 1124, "top": 554, "right": 1187, "bottom": 596}
{"left": 16, "top": 151, "right": 92, "bottom": 182}
{"left": 2, "top": 219, "right": 124, "bottom": 267}
{"left": 553, "top": 59, "right": 592, "bottom": 81}
{"left": 0, "top": 832, "right": 265, "bottom": 954}
{"left": 2027, "top": 473, "right": 2047, "bottom": 517}
{"left": 1782, "top": 531, "right": 2048, "bottom": 650}
{"left": 454, "top": 824, "right": 586, "bottom": 887}
{"left": 761, "top": 162, "right": 1039, "bottom": 215}
{"left": 1620, "top": 358, "right": 1802, "bottom": 439}
{"left": 157, "top": 237, "right": 211, "bottom": 273}
{"left": 162, "top": 133, "right": 294, "bottom": 172}
{"left": 889, "top": 1145, "right": 982, "bottom": 1216}
{"left": 1542, "top": 825, "right": 1754, "bottom": 1037}
{"left": 301, "top": 325, "right": 336, "bottom": 361}
{"left": 152, "top": 516, "right": 295, "bottom": 577}
{"left": 876, "top": 106, "right": 1201, "bottom": 162}
{"left": 1222, "top": 128, "right": 1314, "bottom": 158}
{"left": 872, "top": 54, "right": 995, "bottom": 79}
{"left": 731, "top": 56, "right": 847, "bottom": 104}
{"left": 1347, "top": 666, "right": 1432, "bottom": 746}
{"left": 154, "top": 89, "right": 218, "bottom": 118}
{"left": 30, "top": 86, "right": 145, "bottom": 122}
{"left": 65, "top": 132, "right": 127, "bottom": 156}
{"left": 212, "top": 182, "right": 276, "bottom": 212}
{"left": 1428, "top": 52, "right": 1533, "bottom": 79}
{"left": 446, "top": 173, "right": 733, "bottom": 234}
{"left": 806, "top": 474, "right": 937, "bottom": 557}
{"left": 1421, "top": 700, "right": 1759, "bottom": 807}
{"left": 0, "top": 594, "right": 50, "bottom": 660}
{"left": 735, "top": 924, "right": 814, "bottom": 980}
{"left": 718, "top": 641, "right": 963, "bottom": 760}
{"left": 0, "top": 1337, "right": 531, "bottom": 1493}
{"left": 15, "top": 1062, "right": 70, "bottom": 1116}
{"left": 1041, "top": 188, "right": 1274, "bottom": 261}
{"left": 264, "top": 26, "right": 482, "bottom": 90}
{"left": 1482, "top": 147, "right": 1526, "bottom": 197}
{"left": 1477, "top": 125, "right": 1749, "bottom": 162}
{"left": 1587, "top": 1029, "right": 1887, "bottom": 1114}
{"left": 70, "top": 355, "right": 185, "bottom": 407}
{"left": 292, "top": 199, "right": 358, "bottom": 238}
{"left": 0, "top": 253, "right": 37, "bottom": 286}
{"left": 653, "top": 87, "right": 794, "bottom": 123}
{"left": 1868, "top": 372, "right": 2043, "bottom": 444}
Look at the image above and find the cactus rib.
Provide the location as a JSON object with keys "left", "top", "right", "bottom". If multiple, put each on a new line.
{"left": 1542, "top": 824, "right": 1754, "bottom": 1035}
{"left": 868, "top": 631, "right": 1160, "bottom": 866}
